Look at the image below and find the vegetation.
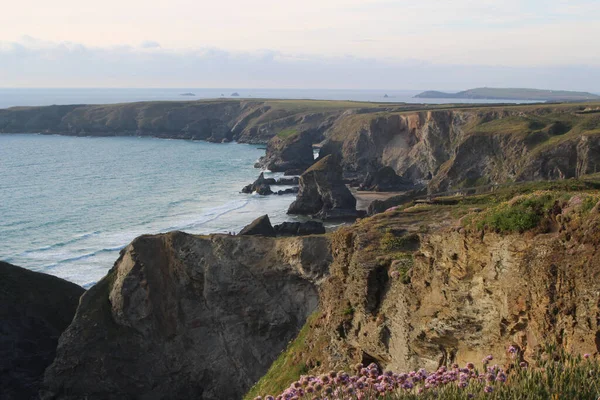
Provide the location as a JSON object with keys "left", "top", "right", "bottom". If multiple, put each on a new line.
{"left": 244, "top": 312, "right": 321, "bottom": 400}
{"left": 251, "top": 346, "right": 600, "bottom": 399}
{"left": 276, "top": 128, "right": 298, "bottom": 139}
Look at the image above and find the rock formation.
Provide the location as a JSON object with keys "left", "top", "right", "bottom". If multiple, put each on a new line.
{"left": 359, "top": 166, "right": 414, "bottom": 192}
{"left": 273, "top": 221, "right": 326, "bottom": 236}
{"left": 242, "top": 172, "right": 275, "bottom": 195}
{"left": 238, "top": 215, "right": 277, "bottom": 236}
{"left": 264, "top": 192, "right": 600, "bottom": 386}
{"left": 0, "top": 261, "right": 84, "bottom": 400}
{"left": 254, "top": 130, "right": 316, "bottom": 173}
{"left": 42, "top": 231, "right": 331, "bottom": 400}
{"left": 288, "top": 155, "right": 358, "bottom": 220}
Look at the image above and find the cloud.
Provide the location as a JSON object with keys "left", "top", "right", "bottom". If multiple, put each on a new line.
{"left": 0, "top": 37, "right": 598, "bottom": 91}
{"left": 140, "top": 41, "right": 161, "bottom": 49}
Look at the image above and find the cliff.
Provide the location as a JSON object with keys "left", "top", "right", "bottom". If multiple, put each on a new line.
{"left": 0, "top": 261, "right": 84, "bottom": 400}
{"left": 319, "top": 103, "right": 600, "bottom": 193}
{"left": 4, "top": 100, "right": 600, "bottom": 196}
{"left": 0, "top": 100, "right": 350, "bottom": 144}
{"left": 246, "top": 181, "right": 600, "bottom": 396}
{"left": 42, "top": 231, "right": 331, "bottom": 400}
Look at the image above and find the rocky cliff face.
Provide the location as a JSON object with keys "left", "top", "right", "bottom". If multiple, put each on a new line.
{"left": 0, "top": 261, "right": 84, "bottom": 400}
{"left": 288, "top": 155, "right": 358, "bottom": 220}
{"left": 320, "top": 105, "right": 600, "bottom": 193}
{"left": 0, "top": 100, "right": 343, "bottom": 145}
{"left": 42, "top": 231, "right": 331, "bottom": 400}
{"left": 255, "top": 130, "right": 316, "bottom": 173}
{"left": 261, "top": 192, "right": 600, "bottom": 388}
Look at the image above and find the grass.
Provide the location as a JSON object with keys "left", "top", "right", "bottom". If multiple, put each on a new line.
{"left": 276, "top": 128, "right": 298, "bottom": 139}
{"left": 244, "top": 312, "right": 320, "bottom": 400}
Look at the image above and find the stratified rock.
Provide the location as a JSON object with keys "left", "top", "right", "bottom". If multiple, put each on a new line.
{"left": 0, "top": 261, "right": 84, "bottom": 400}
{"left": 42, "top": 231, "right": 331, "bottom": 400}
{"left": 238, "top": 215, "right": 276, "bottom": 236}
{"left": 359, "top": 166, "right": 414, "bottom": 192}
{"left": 274, "top": 221, "right": 326, "bottom": 236}
{"left": 288, "top": 155, "right": 358, "bottom": 220}
{"left": 255, "top": 130, "right": 315, "bottom": 173}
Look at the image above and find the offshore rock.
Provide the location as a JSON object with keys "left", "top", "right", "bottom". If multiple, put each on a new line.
{"left": 0, "top": 261, "right": 84, "bottom": 400}
{"left": 288, "top": 155, "right": 358, "bottom": 221}
{"left": 42, "top": 231, "right": 331, "bottom": 400}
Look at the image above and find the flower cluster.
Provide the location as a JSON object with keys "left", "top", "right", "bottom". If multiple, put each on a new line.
{"left": 255, "top": 357, "right": 510, "bottom": 400}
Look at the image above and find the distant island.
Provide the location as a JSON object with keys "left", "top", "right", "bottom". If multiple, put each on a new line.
{"left": 180, "top": 92, "right": 195, "bottom": 97}
{"left": 414, "top": 87, "right": 600, "bottom": 102}
{"left": 231, "top": 92, "right": 240, "bottom": 97}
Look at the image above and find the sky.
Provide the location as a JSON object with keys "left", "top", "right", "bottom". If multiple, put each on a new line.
{"left": 1, "top": 0, "right": 599, "bottom": 90}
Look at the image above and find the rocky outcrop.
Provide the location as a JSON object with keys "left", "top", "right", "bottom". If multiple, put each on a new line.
{"left": 288, "top": 155, "right": 358, "bottom": 220}
{"left": 276, "top": 194, "right": 600, "bottom": 379}
{"left": 42, "top": 231, "right": 331, "bottom": 400}
{"left": 238, "top": 215, "right": 276, "bottom": 236}
{"left": 255, "top": 130, "right": 316, "bottom": 173}
{"left": 274, "top": 221, "right": 326, "bottom": 236}
{"left": 242, "top": 172, "right": 275, "bottom": 195}
{"left": 0, "top": 261, "right": 84, "bottom": 400}
{"left": 359, "top": 166, "right": 414, "bottom": 192}
{"left": 320, "top": 105, "right": 600, "bottom": 193}
{"left": 242, "top": 174, "right": 300, "bottom": 195}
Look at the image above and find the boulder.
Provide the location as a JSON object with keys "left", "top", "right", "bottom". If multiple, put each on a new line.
{"left": 1, "top": 261, "right": 84, "bottom": 400}
{"left": 274, "top": 221, "right": 326, "bottom": 236}
{"left": 238, "top": 215, "right": 276, "bottom": 236}
{"left": 255, "top": 130, "right": 315, "bottom": 173}
{"left": 42, "top": 232, "right": 330, "bottom": 400}
{"left": 359, "top": 166, "right": 414, "bottom": 192}
{"left": 288, "top": 155, "right": 358, "bottom": 220}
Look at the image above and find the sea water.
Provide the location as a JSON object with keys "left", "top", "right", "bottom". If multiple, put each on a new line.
{"left": 0, "top": 134, "right": 299, "bottom": 287}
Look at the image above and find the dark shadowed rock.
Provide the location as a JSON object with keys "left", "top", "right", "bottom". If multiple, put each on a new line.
{"left": 0, "top": 261, "right": 84, "bottom": 400}
{"left": 255, "top": 130, "right": 315, "bottom": 173}
{"left": 288, "top": 155, "right": 358, "bottom": 220}
{"left": 275, "top": 187, "right": 300, "bottom": 195}
{"left": 274, "top": 221, "right": 326, "bottom": 236}
{"left": 241, "top": 172, "right": 275, "bottom": 195}
{"left": 42, "top": 231, "right": 331, "bottom": 400}
{"left": 238, "top": 215, "right": 276, "bottom": 236}
{"left": 359, "top": 166, "right": 414, "bottom": 192}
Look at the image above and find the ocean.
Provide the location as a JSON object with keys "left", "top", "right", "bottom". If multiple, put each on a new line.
{"left": 0, "top": 134, "right": 300, "bottom": 287}
{"left": 0, "top": 88, "right": 540, "bottom": 109}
